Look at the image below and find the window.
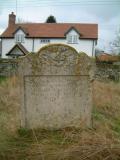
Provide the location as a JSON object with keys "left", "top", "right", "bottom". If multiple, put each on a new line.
{"left": 40, "top": 39, "right": 50, "bottom": 43}
{"left": 15, "top": 34, "right": 25, "bottom": 43}
{"left": 67, "top": 35, "right": 78, "bottom": 44}
{"left": 73, "top": 35, "right": 78, "bottom": 43}
{"left": 67, "top": 35, "right": 72, "bottom": 43}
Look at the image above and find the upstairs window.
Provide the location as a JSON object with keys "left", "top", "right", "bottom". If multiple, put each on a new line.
{"left": 15, "top": 34, "right": 25, "bottom": 43}
{"left": 67, "top": 35, "right": 78, "bottom": 44}
{"left": 67, "top": 35, "right": 72, "bottom": 43}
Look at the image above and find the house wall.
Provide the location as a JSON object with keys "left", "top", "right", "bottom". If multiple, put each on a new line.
{"left": 15, "top": 29, "right": 25, "bottom": 35}
{"left": 33, "top": 29, "right": 95, "bottom": 56}
{"left": 2, "top": 29, "right": 96, "bottom": 58}
{"left": 2, "top": 39, "right": 14, "bottom": 58}
{"left": 2, "top": 39, "right": 33, "bottom": 58}
{"left": 34, "top": 38, "right": 94, "bottom": 57}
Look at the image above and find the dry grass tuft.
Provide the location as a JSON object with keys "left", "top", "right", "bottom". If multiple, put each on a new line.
{"left": 93, "top": 80, "right": 120, "bottom": 117}
{"left": 0, "top": 77, "right": 120, "bottom": 159}
{"left": 0, "top": 76, "right": 20, "bottom": 134}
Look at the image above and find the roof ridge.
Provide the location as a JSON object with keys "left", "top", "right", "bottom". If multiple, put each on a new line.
{"left": 16, "top": 22, "right": 98, "bottom": 25}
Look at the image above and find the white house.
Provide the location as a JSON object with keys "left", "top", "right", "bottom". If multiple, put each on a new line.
{"left": 0, "top": 12, "right": 98, "bottom": 58}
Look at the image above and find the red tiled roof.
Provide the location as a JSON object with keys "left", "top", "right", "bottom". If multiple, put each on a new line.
{"left": 1, "top": 23, "right": 98, "bottom": 39}
{"left": 96, "top": 53, "right": 120, "bottom": 62}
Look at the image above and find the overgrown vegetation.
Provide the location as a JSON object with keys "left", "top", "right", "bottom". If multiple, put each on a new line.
{"left": 0, "top": 77, "right": 120, "bottom": 159}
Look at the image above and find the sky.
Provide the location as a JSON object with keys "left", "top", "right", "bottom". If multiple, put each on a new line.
{"left": 0, "top": 0, "right": 120, "bottom": 52}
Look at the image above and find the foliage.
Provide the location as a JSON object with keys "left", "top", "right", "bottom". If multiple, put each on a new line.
{"left": 0, "top": 76, "right": 7, "bottom": 84}
{"left": 45, "top": 15, "right": 57, "bottom": 23}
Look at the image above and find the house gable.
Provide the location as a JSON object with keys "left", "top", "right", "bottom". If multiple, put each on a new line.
{"left": 13, "top": 28, "right": 26, "bottom": 43}
{"left": 14, "top": 29, "right": 26, "bottom": 37}
{"left": 13, "top": 26, "right": 29, "bottom": 36}
{"left": 65, "top": 27, "right": 80, "bottom": 44}
{"left": 64, "top": 27, "right": 81, "bottom": 37}
{"left": 8, "top": 46, "right": 24, "bottom": 56}
{"left": 6, "top": 43, "right": 28, "bottom": 57}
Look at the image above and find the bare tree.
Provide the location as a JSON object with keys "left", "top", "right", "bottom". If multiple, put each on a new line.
{"left": 17, "top": 18, "right": 32, "bottom": 23}
{"left": 109, "top": 26, "right": 120, "bottom": 55}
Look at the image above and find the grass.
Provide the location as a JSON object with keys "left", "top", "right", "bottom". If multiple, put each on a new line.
{"left": 0, "top": 76, "right": 7, "bottom": 84}
{"left": 0, "top": 77, "right": 120, "bottom": 159}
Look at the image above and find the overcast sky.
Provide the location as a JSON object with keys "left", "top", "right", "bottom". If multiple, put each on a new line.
{"left": 0, "top": 0, "right": 120, "bottom": 51}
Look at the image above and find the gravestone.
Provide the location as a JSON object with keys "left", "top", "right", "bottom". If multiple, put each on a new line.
{"left": 18, "top": 44, "right": 94, "bottom": 129}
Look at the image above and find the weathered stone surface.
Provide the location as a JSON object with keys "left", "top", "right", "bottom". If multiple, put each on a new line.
{"left": 18, "top": 44, "right": 94, "bottom": 129}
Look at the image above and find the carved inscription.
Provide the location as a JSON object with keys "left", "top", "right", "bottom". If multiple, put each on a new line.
{"left": 24, "top": 75, "right": 91, "bottom": 128}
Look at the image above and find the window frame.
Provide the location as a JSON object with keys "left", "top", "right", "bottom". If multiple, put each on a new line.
{"left": 15, "top": 34, "right": 25, "bottom": 43}
{"left": 67, "top": 35, "right": 78, "bottom": 44}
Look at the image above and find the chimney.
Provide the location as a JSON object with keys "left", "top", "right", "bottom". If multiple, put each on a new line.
{"left": 8, "top": 12, "right": 16, "bottom": 27}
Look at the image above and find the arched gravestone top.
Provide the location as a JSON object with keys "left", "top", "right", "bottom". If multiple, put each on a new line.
{"left": 19, "top": 44, "right": 94, "bottom": 76}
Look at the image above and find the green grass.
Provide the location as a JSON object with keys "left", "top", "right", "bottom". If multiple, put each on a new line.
{"left": 112, "top": 118, "right": 120, "bottom": 136}
{"left": 0, "top": 76, "right": 7, "bottom": 84}
{"left": 92, "top": 107, "right": 106, "bottom": 121}
{"left": 93, "top": 105, "right": 120, "bottom": 138}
